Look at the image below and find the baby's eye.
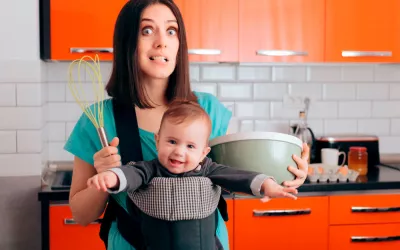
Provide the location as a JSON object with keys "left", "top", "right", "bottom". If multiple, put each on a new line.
{"left": 187, "top": 144, "right": 195, "bottom": 149}
{"left": 168, "top": 140, "right": 176, "bottom": 144}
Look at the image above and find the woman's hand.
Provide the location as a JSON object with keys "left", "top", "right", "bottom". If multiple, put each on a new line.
{"left": 93, "top": 137, "right": 121, "bottom": 173}
{"left": 283, "top": 143, "right": 309, "bottom": 188}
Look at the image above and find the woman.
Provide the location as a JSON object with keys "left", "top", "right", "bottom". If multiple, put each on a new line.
{"left": 65, "top": 0, "right": 310, "bottom": 249}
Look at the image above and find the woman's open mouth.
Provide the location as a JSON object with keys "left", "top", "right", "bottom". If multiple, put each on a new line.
{"left": 149, "top": 56, "right": 168, "bottom": 63}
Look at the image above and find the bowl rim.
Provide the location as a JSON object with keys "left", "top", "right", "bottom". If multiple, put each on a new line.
{"left": 209, "top": 132, "right": 303, "bottom": 148}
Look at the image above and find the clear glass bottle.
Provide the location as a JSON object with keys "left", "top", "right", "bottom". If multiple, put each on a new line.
{"left": 348, "top": 147, "right": 368, "bottom": 175}
{"left": 293, "top": 111, "right": 312, "bottom": 163}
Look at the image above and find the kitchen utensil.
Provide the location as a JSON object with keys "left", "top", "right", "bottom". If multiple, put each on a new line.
{"left": 67, "top": 54, "right": 108, "bottom": 147}
{"left": 209, "top": 132, "right": 303, "bottom": 185}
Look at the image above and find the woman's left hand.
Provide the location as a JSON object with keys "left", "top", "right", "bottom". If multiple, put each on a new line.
{"left": 283, "top": 143, "right": 309, "bottom": 188}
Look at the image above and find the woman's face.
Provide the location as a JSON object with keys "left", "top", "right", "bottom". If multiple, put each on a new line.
{"left": 137, "top": 3, "right": 180, "bottom": 80}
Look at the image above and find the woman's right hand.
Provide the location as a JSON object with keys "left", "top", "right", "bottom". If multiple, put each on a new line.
{"left": 93, "top": 137, "right": 121, "bottom": 173}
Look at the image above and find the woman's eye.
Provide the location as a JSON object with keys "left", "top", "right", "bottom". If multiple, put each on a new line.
{"left": 142, "top": 28, "right": 153, "bottom": 35}
{"left": 167, "top": 28, "right": 177, "bottom": 36}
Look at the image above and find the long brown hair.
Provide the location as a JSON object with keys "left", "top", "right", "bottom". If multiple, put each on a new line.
{"left": 105, "top": 0, "right": 197, "bottom": 108}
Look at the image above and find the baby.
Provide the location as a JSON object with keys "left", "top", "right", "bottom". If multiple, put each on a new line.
{"left": 87, "top": 99, "right": 298, "bottom": 250}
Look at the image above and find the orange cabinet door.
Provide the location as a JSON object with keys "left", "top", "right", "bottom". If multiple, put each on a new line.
{"left": 46, "top": 0, "right": 127, "bottom": 61}
{"left": 174, "top": 0, "right": 239, "bottom": 62}
{"left": 225, "top": 198, "right": 234, "bottom": 250}
{"left": 239, "top": 0, "right": 325, "bottom": 63}
{"left": 330, "top": 223, "right": 400, "bottom": 250}
{"left": 325, "top": 0, "right": 400, "bottom": 62}
{"left": 234, "top": 196, "right": 329, "bottom": 250}
{"left": 49, "top": 205, "right": 105, "bottom": 250}
{"left": 330, "top": 194, "right": 400, "bottom": 225}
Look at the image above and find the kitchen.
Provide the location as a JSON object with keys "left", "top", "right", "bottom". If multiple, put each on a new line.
{"left": 1, "top": 0, "right": 400, "bottom": 249}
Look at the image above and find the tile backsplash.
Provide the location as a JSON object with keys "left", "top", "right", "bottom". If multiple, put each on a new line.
{"left": 1, "top": 61, "right": 400, "bottom": 176}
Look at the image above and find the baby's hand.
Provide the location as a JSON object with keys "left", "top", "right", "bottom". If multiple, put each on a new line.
{"left": 260, "top": 178, "right": 298, "bottom": 203}
{"left": 87, "top": 171, "right": 119, "bottom": 192}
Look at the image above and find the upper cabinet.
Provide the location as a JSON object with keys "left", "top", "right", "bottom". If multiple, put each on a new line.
{"left": 174, "top": 0, "right": 239, "bottom": 62}
{"left": 239, "top": 0, "right": 325, "bottom": 63}
{"left": 40, "top": 0, "right": 127, "bottom": 61}
{"left": 325, "top": 0, "right": 400, "bottom": 62}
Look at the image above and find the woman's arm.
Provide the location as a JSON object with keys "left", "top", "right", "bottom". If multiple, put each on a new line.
{"left": 69, "top": 156, "right": 109, "bottom": 226}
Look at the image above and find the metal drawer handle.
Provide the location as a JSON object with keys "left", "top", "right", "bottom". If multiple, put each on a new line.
{"left": 253, "top": 209, "right": 311, "bottom": 217}
{"left": 352, "top": 206, "right": 400, "bottom": 213}
{"left": 188, "top": 49, "right": 221, "bottom": 55}
{"left": 352, "top": 236, "right": 400, "bottom": 242}
{"left": 256, "top": 50, "right": 308, "bottom": 56}
{"left": 70, "top": 48, "right": 113, "bottom": 54}
{"left": 342, "top": 50, "right": 392, "bottom": 57}
{"left": 64, "top": 218, "right": 103, "bottom": 225}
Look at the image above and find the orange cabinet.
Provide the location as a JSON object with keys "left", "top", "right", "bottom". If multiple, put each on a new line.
{"left": 325, "top": 0, "right": 400, "bottom": 62}
{"left": 233, "top": 196, "right": 329, "bottom": 250}
{"left": 174, "top": 0, "right": 239, "bottom": 62}
{"left": 40, "top": 0, "right": 127, "bottom": 61}
{"left": 239, "top": 0, "right": 325, "bottom": 63}
{"left": 49, "top": 205, "right": 105, "bottom": 250}
{"left": 225, "top": 198, "right": 234, "bottom": 250}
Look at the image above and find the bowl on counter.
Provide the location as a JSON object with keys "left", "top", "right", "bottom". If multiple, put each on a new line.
{"left": 209, "top": 132, "right": 303, "bottom": 185}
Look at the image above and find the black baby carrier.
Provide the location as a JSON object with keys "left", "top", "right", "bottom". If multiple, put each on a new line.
{"left": 98, "top": 99, "right": 229, "bottom": 250}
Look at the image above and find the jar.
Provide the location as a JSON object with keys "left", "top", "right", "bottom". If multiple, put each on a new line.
{"left": 348, "top": 147, "right": 368, "bottom": 175}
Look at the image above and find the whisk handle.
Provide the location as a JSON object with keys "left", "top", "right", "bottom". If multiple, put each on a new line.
{"left": 97, "top": 127, "right": 109, "bottom": 148}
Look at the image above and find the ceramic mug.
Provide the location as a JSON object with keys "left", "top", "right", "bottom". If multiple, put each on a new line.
{"left": 321, "top": 148, "right": 346, "bottom": 166}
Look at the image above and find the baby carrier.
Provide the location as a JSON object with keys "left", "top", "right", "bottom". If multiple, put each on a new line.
{"left": 99, "top": 98, "right": 229, "bottom": 250}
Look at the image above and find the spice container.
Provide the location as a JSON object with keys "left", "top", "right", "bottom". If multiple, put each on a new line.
{"left": 348, "top": 147, "right": 368, "bottom": 175}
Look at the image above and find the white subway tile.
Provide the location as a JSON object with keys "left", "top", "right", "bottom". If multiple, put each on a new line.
{"left": 372, "top": 101, "right": 400, "bottom": 118}
{"left": 47, "top": 83, "right": 66, "bottom": 102}
{"left": 254, "top": 83, "right": 287, "bottom": 100}
{"left": 379, "top": 136, "right": 400, "bottom": 153}
{"left": 270, "top": 102, "right": 299, "bottom": 119}
{"left": 48, "top": 103, "right": 82, "bottom": 122}
{"left": 238, "top": 66, "right": 271, "bottom": 81}
{"left": 66, "top": 83, "right": 107, "bottom": 103}
{"left": 219, "top": 83, "right": 252, "bottom": 100}
{"left": 16, "top": 83, "right": 42, "bottom": 106}
{"left": 191, "top": 83, "right": 217, "bottom": 96}
{"left": 47, "top": 62, "right": 83, "bottom": 82}
{"left": 272, "top": 66, "right": 307, "bottom": 82}
{"left": 254, "top": 120, "right": 290, "bottom": 133}
{"left": 201, "top": 65, "right": 236, "bottom": 81}
{"left": 288, "top": 83, "right": 322, "bottom": 101}
{"left": 324, "top": 120, "right": 357, "bottom": 134}
{"left": 17, "top": 130, "right": 42, "bottom": 153}
{"left": 85, "top": 62, "right": 112, "bottom": 83}
{"left": 47, "top": 122, "right": 66, "bottom": 142}
{"left": 0, "top": 84, "right": 16, "bottom": 106}
{"left": 0, "top": 107, "right": 42, "bottom": 130}
{"left": 357, "top": 119, "right": 390, "bottom": 136}
{"left": 227, "top": 117, "right": 239, "bottom": 134}
{"left": 339, "top": 101, "right": 371, "bottom": 118}
{"left": 390, "top": 84, "right": 400, "bottom": 100}
{"left": 323, "top": 83, "right": 356, "bottom": 100}
{"left": 0, "top": 131, "right": 16, "bottom": 153}
{"left": 374, "top": 65, "right": 400, "bottom": 82}
{"left": 240, "top": 120, "right": 254, "bottom": 132}
{"left": 341, "top": 65, "right": 374, "bottom": 82}
{"left": 41, "top": 82, "right": 48, "bottom": 105}
{"left": 48, "top": 142, "right": 73, "bottom": 161}
{"left": 391, "top": 119, "right": 400, "bottom": 135}
{"left": 308, "top": 102, "right": 338, "bottom": 118}
{"left": 357, "top": 83, "right": 389, "bottom": 100}
{"left": 0, "top": 154, "right": 42, "bottom": 176}
{"left": 221, "top": 102, "right": 235, "bottom": 114}
{"left": 235, "top": 102, "right": 269, "bottom": 118}
{"left": 189, "top": 65, "right": 200, "bottom": 82}
{"left": 66, "top": 122, "right": 77, "bottom": 139}
{"left": 307, "top": 66, "right": 342, "bottom": 82}
{"left": 0, "top": 60, "right": 42, "bottom": 83}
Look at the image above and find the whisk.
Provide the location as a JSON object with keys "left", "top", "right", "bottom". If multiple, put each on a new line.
{"left": 67, "top": 54, "right": 109, "bottom": 148}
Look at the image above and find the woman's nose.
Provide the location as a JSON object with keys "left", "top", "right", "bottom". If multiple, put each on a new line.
{"left": 154, "top": 33, "right": 167, "bottom": 49}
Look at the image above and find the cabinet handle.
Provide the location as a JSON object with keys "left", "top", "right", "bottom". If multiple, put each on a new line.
{"left": 70, "top": 48, "right": 113, "bottom": 54}
{"left": 253, "top": 209, "right": 311, "bottom": 216}
{"left": 342, "top": 51, "right": 392, "bottom": 57}
{"left": 351, "top": 236, "right": 400, "bottom": 242}
{"left": 63, "top": 218, "right": 103, "bottom": 225}
{"left": 351, "top": 206, "right": 400, "bottom": 213}
{"left": 256, "top": 50, "right": 308, "bottom": 56}
{"left": 188, "top": 49, "right": 221, "bottom": 55}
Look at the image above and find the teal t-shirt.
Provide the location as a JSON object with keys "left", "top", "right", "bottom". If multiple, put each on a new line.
{"left": 64, "top": 91, "right": 232, "bottom": 250}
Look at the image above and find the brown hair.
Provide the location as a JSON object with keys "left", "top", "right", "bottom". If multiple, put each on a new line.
{"left": 160, "top": 99, "right": 212, "bottom": 138}
{"left": 105, "top": 0, "right": 197, "bottom": 108}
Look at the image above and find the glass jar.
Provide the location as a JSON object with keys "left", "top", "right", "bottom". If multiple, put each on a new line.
{"left": 348, "top": 147, "right": 368, "bottom": 175}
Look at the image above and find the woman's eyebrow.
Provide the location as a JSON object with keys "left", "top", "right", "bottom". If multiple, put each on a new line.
{"left": 141, "top": 18, "right": 177, "bottom": 23}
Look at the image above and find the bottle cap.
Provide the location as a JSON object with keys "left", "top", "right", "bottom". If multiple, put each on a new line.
{"left": 349, "top": 146, "right": 367, "bottom": 152}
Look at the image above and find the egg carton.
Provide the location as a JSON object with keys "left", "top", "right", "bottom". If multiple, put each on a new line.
{"left": 307, "top": 164, "right": 360, "bottom": 183}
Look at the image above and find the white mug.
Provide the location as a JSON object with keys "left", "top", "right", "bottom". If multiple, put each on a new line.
{"left": 321, "top": 148, "right": 346, "bottom": 167}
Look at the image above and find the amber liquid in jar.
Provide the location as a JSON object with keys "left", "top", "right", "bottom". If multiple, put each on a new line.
{"left": 348, "top": 147, "right": 368, "bottom": 175}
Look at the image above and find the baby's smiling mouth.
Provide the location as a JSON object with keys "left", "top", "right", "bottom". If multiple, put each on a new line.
{"left": 169, "top": 159, "right": 184, "bottom": 165}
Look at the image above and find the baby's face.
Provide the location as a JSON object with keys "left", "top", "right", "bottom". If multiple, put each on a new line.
{"left": 155, "top": 118, "right": 211, "bottom": 174}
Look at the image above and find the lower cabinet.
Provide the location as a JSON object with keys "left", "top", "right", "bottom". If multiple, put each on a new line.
{"left": 225, "top": 198, "right": 234, "bottom": 250}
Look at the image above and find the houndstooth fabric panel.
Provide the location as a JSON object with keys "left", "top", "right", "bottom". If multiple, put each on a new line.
{"left": 128, "top": 177, "right": 221, "bottom": 221}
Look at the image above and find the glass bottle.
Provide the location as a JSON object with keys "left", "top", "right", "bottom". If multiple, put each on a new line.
{"left": 348, "top": 147, "right": 368, "bottom": 175}
{"left": 293, "top": 111, "right": 312, "bottom": 164}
